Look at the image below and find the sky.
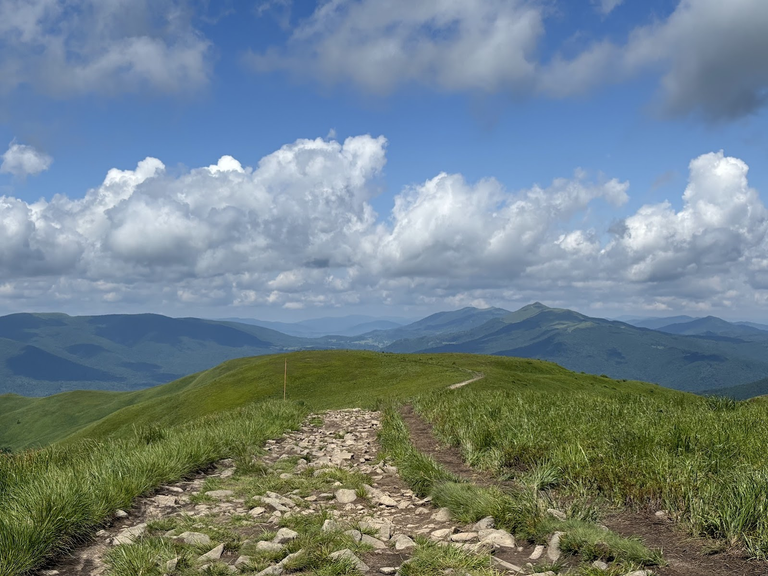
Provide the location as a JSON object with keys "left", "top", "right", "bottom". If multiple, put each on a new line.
{"left": 1, "top": 0, "right": 768, "bottom": 322}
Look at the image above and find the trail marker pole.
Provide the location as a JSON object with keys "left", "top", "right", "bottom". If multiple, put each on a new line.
{"left": 283, "top": 358, "right": 287, "bottom": 401}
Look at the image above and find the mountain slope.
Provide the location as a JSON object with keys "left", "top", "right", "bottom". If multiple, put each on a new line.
{"left": 348, "top": 306, "right": 511, "bottom": 347}
{"left": 0, "top": 350, "right": 679, "bottom": 451}
{"left": 629, "top": 315, "right": 698, "bottom": 329}
{"left": 385, "top": 304, "right": 768, "bottom": 392}
{"left": 656, "top": 316, "right": 768, "bottom": 338}
{"left": 222, "top": 315, "right": 410, "bottom": 337}
{"left": 0, "top": 313, "right": 316, "bottom": 396}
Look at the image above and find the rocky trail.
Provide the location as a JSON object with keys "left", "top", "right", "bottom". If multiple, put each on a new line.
{"left": 36, "top": 407, "right": 630, "bottom": 576}
{"left": 36, "top": 401, "right": 761, "bottom": 576}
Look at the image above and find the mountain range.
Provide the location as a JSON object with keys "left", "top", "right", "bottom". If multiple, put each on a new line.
{"left": 0, "top": 313, "right": 319, "bottom": 396}
{"left": 1, "top": 304, "right": 768, "bottom": 397}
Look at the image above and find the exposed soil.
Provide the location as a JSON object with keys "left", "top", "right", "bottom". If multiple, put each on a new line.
{"left": 604, "top": 512, "right": 767, "bottom": 576}
{"left": 400, "top": 403, "right": 768, "bottom": 576}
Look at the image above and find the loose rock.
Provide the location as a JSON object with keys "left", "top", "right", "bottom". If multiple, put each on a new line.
{"left": 335, "top": 488, "right": 358, "bottom": 504}
{"left": 329, "top": 549, "right": 370, "bottom": 573}
{"left": 198, "top": 543, "right": 224, "bottom": 562}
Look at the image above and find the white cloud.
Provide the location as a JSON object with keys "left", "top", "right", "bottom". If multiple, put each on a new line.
{"left": 369, "top": 170, "right": 628, "bottom": 279}
{"left": 594, "top": 0, "right": 625, "bottom": 14}
{"left": 607, "top": 151, "right": 768, "bottom": 283}
{"left": 0, "top": 0, "right": 211, "bottom": 97}
{"left": 0, "top": 136, "right": 767, "bottom": 318}
{"left": 249, "top": 0, "right": 768, "bottom": 120}
{"left": 540, "top": 0, "right": 768, "bottom": 119}
{"left": 247, "top": 0, "right": 543, "bottom": 94}
{"left": 0, "top": 141, "right": 52, "bottom": 177}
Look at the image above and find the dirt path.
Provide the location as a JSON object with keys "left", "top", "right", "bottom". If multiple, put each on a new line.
{"left": 400, "top": 405, "right": 768, "bottom": 576}
{"left": 447, "top": 371, "right": 485, "bottom": 390}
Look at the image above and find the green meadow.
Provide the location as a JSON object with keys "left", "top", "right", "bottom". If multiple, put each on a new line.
{"left": 415, "top": 383, "right": 768, "bottom": 556}
{"left": 1, "top": 350, "right": 767, "bottom": 574}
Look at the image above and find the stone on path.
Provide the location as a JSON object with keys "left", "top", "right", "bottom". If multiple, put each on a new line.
{"left": 112, "top": 523, "right": 146, "bottom": 545}
{"left": 547, "top": 531, "right": 564, "bottom": 562}
{"left": 491, "top": 556, "right": 524, "bottom": 573}
{"left": 205, "top": 490, "right": 234, "bottom": 499}
{"left": 358, "top": 517, "right": 393, "bottom": 540}
{"left": 177, "top": 531, "right": 212, "bottom": 546}
{"left": 624, "top": 572, "right": 653, "bottom": 576}
{"left": 361, "top": 534, "right": 387, "bottom": 549}
{"left": 529, "top": 544, "right": 545, "bottom": 559}
{"left": 262, "top": 497, "right": 290, "bottom": 512}
{"left": 329, "top": 549, "right": 370, "bottom": 572}
{"left": 273, "top": 527, "right": 299, "bottom": 543}
{"left": 430, "top": 528, "right": 454, "bottom": 540}
{"left": 478, "top": 528, "right": 516, "bottom": 548}
{"left": 592, "top": 560, "right": 609, "bottom": 570}
{"left": 473, "top": 516, "right": 495, "bottom": 530}
{"left": 256, "top": 541, "right": 284, "bottom": 552}
{"left": 335, "top": 488, "right": 357, "bottom": 503}
{"left": 322, "top": 519, "right": 341, "bottom": 532}
{"left": 450, "top": 532, "right": 478, "bottom": 542}
{"left": 393, "top": 534, "right": 416, "bottom": 550}
{"left": 375, "top": 493, "right": 398, "bottom": 507}
{"left": 153, "top": 495, "right": 177, "bottom": 507}
{"left": 345, "top": 529, "right": 363, "bottom": 542}
{"left": 198, "top": 543, "right": 224, "bottom": 562}
{"left": 431, "top": 508, "right": 452, "bottom": 522}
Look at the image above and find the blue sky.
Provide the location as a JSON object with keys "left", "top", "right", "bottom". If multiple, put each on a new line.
{"left": 1, "top": 0, "right": 768, "bottom": 321}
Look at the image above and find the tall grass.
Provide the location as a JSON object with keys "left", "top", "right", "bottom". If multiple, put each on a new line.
{"left": 415, "top": 388, "right": 768, "bottom": 556}
{"left": 378, "top": 406, "right": 658, "bottom": 566}
{"left": 0, "top": 400, "right": 306, "bottom": 576}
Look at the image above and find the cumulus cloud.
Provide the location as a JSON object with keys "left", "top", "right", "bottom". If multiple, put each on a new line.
{"left": 0, "top": 135, "right": 766, "bottom": 317}
{"left": 607, "top": 151, "right": 768, "bottom": 283}
{"left": 370, "top": 170, "right": 628, "bottom": 279}
{"left": 0, "top": 0, "right": 211, "bottom": 97}
{"left": 0, "top": 141, "right": 52, "bottom": 177}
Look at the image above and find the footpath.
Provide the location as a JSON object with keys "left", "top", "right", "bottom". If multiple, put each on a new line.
{"left": 37, "top": 408, "right": 650, "bottom": 576}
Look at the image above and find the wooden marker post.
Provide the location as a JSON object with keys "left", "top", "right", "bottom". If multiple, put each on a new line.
{"left": 283, "top": 358, "right": 287, "bottom": 400}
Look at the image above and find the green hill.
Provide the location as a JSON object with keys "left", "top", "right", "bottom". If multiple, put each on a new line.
{"left": 0, "top": 350, "right": 676, "bottom": 451}
{"left": 385, "top": 303, "right": 768, "bottom": 392}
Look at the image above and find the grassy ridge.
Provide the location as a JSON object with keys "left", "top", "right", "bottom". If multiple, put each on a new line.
{"left": 415, "top": 384, "right": 768, "bottom": 556}
{"left": 1, "top": 351, "right": 471, "bottom": 450}
{"left": 2, "top": 352, "right": 676, "bottom": 451}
